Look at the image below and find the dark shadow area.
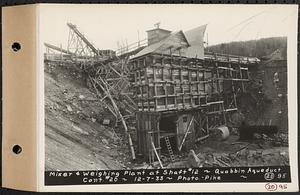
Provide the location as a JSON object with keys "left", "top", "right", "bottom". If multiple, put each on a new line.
{"left": 239, "top": 121, "right": 279, "bottom": 140}
{"left": 159, "top": 115, "right": 178, "bottom": 152}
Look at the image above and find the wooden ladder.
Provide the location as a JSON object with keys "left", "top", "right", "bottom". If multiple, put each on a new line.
{"left": 164, "top": 136, "right": 175, "bottom": 162}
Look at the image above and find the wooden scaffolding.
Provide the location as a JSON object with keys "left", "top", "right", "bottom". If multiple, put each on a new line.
{"left": 129, "top": 52, "right": 255, "bottom": 162}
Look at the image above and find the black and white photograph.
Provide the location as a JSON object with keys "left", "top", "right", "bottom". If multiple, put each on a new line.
{"left": 39, "top": 4, "right": 298, "bottom": 190}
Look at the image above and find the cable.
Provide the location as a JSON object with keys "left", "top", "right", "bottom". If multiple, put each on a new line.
{"left": 232, "top": 21, "right": 253, "bottom": 42}
{"left": 226, "top": 8, "right": 271, "bottom": 33}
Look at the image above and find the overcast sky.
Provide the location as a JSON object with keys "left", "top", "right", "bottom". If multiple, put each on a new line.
{"left": 39, "top": 4, "right": 297, "bottom": 51}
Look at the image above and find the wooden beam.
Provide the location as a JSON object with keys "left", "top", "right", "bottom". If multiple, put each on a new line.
{"left": 89, "top": 77, "right": 117, "bottom": 117}
{"left": 151, "top": 138, "right": 163, "bottom": 168}
{"left": 108, "top": 64, "right": 122, "bottom": 77}
{"left": 93, "top": 76, "right": 136, "bottom": 160}
{"left": 195, "top": 134, "right": 209, "bottom": 143}
{"left": 178, "top": 115, "right": 194, "bottom": 151}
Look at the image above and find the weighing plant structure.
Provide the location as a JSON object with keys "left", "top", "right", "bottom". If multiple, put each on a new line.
{"left": 128, "top": 26, "right": 259, "bottom": 163}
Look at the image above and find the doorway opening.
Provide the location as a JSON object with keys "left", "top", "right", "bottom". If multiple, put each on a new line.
{"left": 159, "top": 115, "right": 178, "bottom": 153}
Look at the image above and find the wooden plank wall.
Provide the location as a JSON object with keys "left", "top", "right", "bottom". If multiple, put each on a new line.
{"left": 136, "top": 112, "right": 161, "bottom": 159}
{"left": 130, "top": 54, "right": 250, "bottom": 112}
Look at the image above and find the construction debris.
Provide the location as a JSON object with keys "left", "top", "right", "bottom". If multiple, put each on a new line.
{"left": 187, "top": 150, "right": 201, "bottom": 168}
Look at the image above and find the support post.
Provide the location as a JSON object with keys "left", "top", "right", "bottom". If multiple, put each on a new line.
{"left": 151, "top": 137, "right": 163, "bottom": 168}
{"left": 179, "top": 115, "right": 195, "bottom": 151}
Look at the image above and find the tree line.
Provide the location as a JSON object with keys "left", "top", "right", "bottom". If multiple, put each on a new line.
{"left": 206, "top": 37, "right": 287, "bottom": 59}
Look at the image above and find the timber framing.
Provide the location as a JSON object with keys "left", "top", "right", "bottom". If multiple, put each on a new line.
{"left": 130, "top": 52, "right": 257, "bottom": 162}
{"left": 129, "top": 53, "right": 251, "bottom": 113}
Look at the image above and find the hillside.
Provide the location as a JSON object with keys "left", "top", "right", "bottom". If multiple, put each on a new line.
{"left": 207, "top": 37, "right": 287, "bottom": 58}
{"left": 44, "top": 62, "right": 132, "bottom": 171}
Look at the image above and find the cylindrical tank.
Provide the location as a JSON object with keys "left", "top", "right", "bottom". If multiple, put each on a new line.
{"left": 216, "top": 126, "right": 230, "bottom": 140}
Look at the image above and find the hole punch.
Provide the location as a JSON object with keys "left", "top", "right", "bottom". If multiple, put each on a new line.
{"left": 11, "top": 42, "right": 21, "bottom": 52}
{"left": 12, "top": 145, "right": 22, "bottom": 154}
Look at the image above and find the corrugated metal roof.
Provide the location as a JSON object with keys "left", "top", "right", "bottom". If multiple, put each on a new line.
{"left": 133, "top": 30, "right": 190, "bottom": 59}
{"left": 132, "top": 25, "right": 207, "bottom": 59}
{"left": 182, "top": 24, "right": 207, "bottom": 59}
